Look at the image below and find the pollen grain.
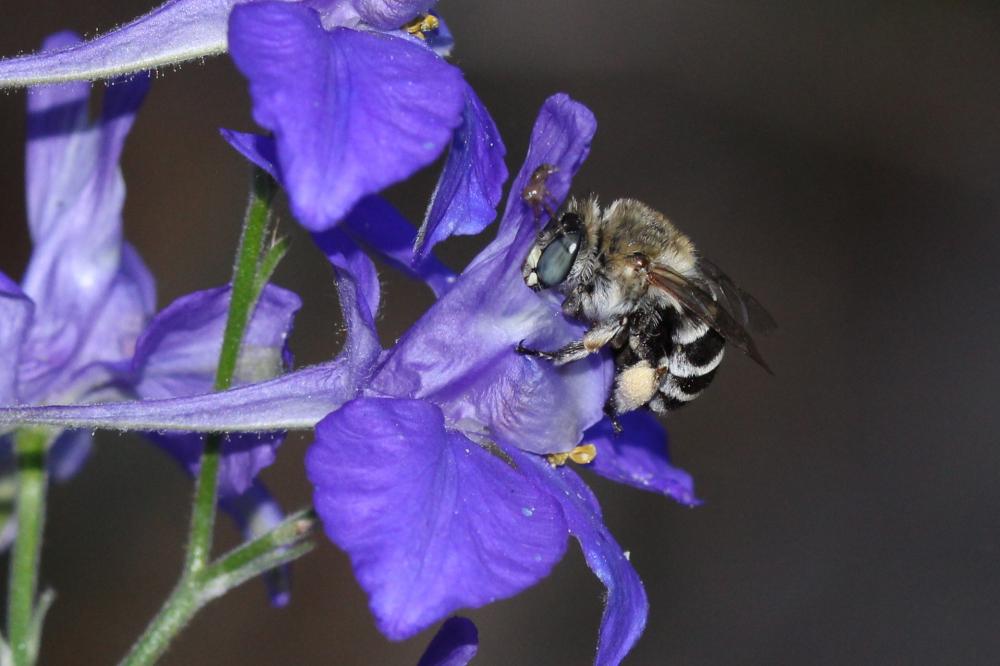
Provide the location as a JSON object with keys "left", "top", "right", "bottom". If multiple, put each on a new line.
{"left": 404, "top": 14, "right": 440, "bottom": 39}
{"left": 546, "top": 443, "right": 598, "bottom": 467}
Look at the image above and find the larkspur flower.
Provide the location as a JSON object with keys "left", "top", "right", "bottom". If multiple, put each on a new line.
{"left": 0, "top": 0, "right": 508, "bottom": 253}
{"left": 0, "top": 33, "right": 304, "bottom": 601}
{"left": 222, "top": 1, "right": 508, "bottom": 252}
{"left": 0, "top": 94, "right": 697, "bottom": 663}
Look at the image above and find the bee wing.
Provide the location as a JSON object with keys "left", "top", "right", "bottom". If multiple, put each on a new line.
{"left": 647, "top": 264, "right": 773, "bottom": 374}
{"left": 696, "top": 258, "right": 777, "bottom": 335}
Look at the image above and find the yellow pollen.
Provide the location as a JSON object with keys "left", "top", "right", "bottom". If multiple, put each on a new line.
{"left": 404, "top": 14, "right": 440, "bottom": 39}
{"left": 546, "top": 444, "right": 598, "bottom": 467}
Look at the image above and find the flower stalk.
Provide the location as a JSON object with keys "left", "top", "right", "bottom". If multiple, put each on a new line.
{"left": 122, "top": 168, "right": 311, "bottom": 665}
{"left": 120, "top": 510, "right": 315, "bottom": 666}
{"left": 184, "top": 166, "right": 277, "bottom": 576}
{"left": 7, "top": 428, "right": 52, "bottom": 666}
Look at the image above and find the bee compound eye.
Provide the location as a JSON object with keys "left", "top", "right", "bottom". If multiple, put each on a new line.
{"left": 536, "top": 229, "right": 582, "bottom": 288}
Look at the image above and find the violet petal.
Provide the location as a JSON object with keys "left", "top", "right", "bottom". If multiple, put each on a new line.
{"left": 219, "top": 130, "right": 457, "bottom": 296}
{"left": 373, "top": 95, "right": 611, "bottom": 454}
{"left": 585, "top": 412, "right": 700, "bottom": 507}
{"left": 130, "top": 283, "right": 300, "bottom": 496}
{"left": 344, "top": 196, "right": 456, "bottom": 298}
{"left": 131, "top": 284, "right": 300, "bottom": 399}
{"left": 520, "top": 453, "right": 648, "bottom": 666}
{"left": 311, "top": 228, "right": 382, "bottom": 375}
{"left": 48, "top": 429, "right": 94, "bottom": 482}
{"left": 0, "top": 361, "right": 354, "bottom": 435}
{"left": 417, "top": 617, "right": 478, "bottom": 666}
{"left": 0, "top": 273, "right": 33, "bottom": 405}
{"left": 219, "top": 129, "right": 281, "bottom": 182}
{"left": 19, "top": 41, "right": 150, "bottom": 403}
{"left": 349, "top": 0, "right": 435, "bottom": 30}
{"left": 0, "top": 0, "right": 235, "bottom": 87}
{"left": 491, "top": 93, "right": 597, "bottom": 259}
{"left": 305, "top": 397, "right": 568, "bottom": 639}
{"left": 414, "top": 86, "right": 507, "bottom": 261}
{"left": 228, "top": 2, "right": 465, "bottom": 230}
{"left": 49, "top": 243, "right": 156, "bottom": 405}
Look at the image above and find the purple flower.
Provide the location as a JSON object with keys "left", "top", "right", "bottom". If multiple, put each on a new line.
{"left": 0, "top": 32, "right": 157, "bottom": 479}
{"left": 0, "top": 0, "right": 442, "bottom": 87}
{"left": 0, "top": 35, "right": 303, "bottom": 600}
{"left": 0, "top": 94, "right": 697, "bottom": 662}
{"left": 0, "top": 0, "right": 508, "bottom": 252}
{"left": 305, "top": 95, "right": 697, "bottom": 663}
{"left": 223, "top": 1, "right": 507, "bottom": 249}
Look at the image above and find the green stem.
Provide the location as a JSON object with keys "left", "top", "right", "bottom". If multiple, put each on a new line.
{"left": 183, "top": 168, "right": 275, "bottom": 576}
{"left": 203, "top": 509, "right": 316, "bottom": 581}
{"left": 119, "top": 581, "right": 198, "bottom": 666}
{"left": 122, "top": 167, "right": 307, "bottom": 666}
{"left": 119, "top": 510, "right": 315, "bottom": 666}
{"left": 7, "top": 428, "right": 50, "bottom": 666}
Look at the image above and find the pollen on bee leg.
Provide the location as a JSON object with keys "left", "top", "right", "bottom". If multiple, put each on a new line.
{"left": 546, "top": 443, "right": 597, "bottom": 467}
{"left": 612, "top": 360, "right": 661, "bottom": 413}
{"left": 404, "top": 14, "right": 440, "bottom": 39}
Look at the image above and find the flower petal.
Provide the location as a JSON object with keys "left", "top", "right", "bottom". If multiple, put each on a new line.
{"left": 373, "top": 95, "right": 610, "bottom": 454}
{"left": 19, "top": 49, "right": 150, "bottom": 404}
{"left": 146, "top": 430, "right": 283, "bottom": 498}
{"left": 228, "top": 2, "right": 465, "bottom": 230}
{"left": 417, "top": 617, "right": 478, "bottom": 666}
{"left": 585, "top": 412, "right": 700, "bottom": 506}
{"left": 414, "top": 86, "right": 507, "bottom": 261}
{"left": 420, "top": 11, "right": 454, "bottom": 57}
{"left": 47, "top": 243, "right": 157, "bottom": 406}
{"left": 0, "top": 273, "right": 33, "bottom": 405}
{"left": 0, "top": 218, "right": 382, "bottom": 436}
{"left": 132, "top": 284, "right": 300, "bottom": 398}
{"left": 349, "top": 0, "right": 435, "bottom": 30}
{"left": 306, "top": 397, "right": 568, "bottom": 639}
{"left": 520, "top": 453, "right": 648, "bottom": 666}
{"left": 130, "top": 283, "right": 300, "bottom": 496}
{"left": 219, "top": 130, "right": 457, "bottom": 297}
{"left": 310, "top": 228, "right": 383, "bottom": 374}
{"left": 12, "top": 246, "right": 155, "bottom": 483}
{"left": 0, "top": 361, "right": 352, "bottom": 435}
{"left": 0, "top": 0, "right": 234, "bottom": 88}
{"left": 219, "top": 129, "right": 281, "bottom": 182}
{"left": 48, "top": 429, "right": 94, "bottom": 482}
{"left": 218, "top": 481, "right": 292, "bottom": 607}
{"left": 344, "top": 196, "right": 456, "bottom": 298}
{"left": 491, "top": 93, "right": 597, "bottom": 258}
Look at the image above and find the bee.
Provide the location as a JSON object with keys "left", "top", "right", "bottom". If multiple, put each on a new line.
{"left": 517, "top": 166, "right": 774, "bottom": 422}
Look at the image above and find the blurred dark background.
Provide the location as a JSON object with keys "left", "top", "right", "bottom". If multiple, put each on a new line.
{"left": 2, "top": 1, "right": 1000, "bottom": 664}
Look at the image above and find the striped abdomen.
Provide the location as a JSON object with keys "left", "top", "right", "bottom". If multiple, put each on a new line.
{"left": 649, "top": 318, "right": 725, "bottom": 413}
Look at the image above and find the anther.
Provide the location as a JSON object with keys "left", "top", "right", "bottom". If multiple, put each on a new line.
{"left": 546, "top": 443, "right": 598, "bottom": 467}
{"left": 404, "top": 14, "right": 440, "bottom": 39}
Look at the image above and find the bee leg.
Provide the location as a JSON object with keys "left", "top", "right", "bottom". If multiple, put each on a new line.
{"left": 515, "top": 340, "right": 586, "bottom": 364}
{"left": 515, "top": 318, "right": 627, "bottom": 366}
{"left": 603, "top": 404, "right": 624, "bottom": 435}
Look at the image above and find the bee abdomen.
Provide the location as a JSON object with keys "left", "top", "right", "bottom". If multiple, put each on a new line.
{"left": 651, "top": 324, "right": 725, "bottom": 412}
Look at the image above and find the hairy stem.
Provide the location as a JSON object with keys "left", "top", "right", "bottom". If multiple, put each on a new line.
{"left": 184, "top": 168, "right": 276, "bottom": 576}
{"left": 7, "top": 428, "right": 50, "bottom": 666}
{"left": 123, "top": 168, "right": 293, "bottom": 665}
{"left": 119, "top": 510, "right": 315, "bottom": 666}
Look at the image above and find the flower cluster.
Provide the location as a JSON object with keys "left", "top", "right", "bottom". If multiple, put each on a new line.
{"left": 0, "top": 2, "right": 698, "bottom": 664}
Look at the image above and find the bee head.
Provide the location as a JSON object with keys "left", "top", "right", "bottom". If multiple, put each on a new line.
{"left": 523, "top": 212, "right": 584, "bottom": 291}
